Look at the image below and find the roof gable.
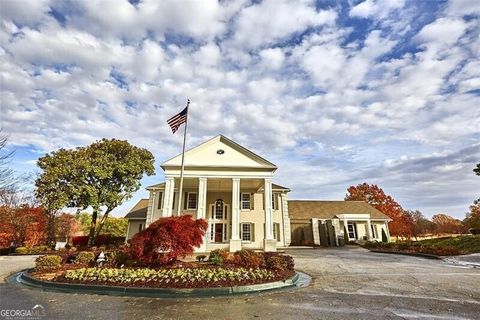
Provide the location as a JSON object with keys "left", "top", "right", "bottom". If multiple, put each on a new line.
{"left": 161, "top": 135, "right": 277, "bottom": 170}
{"left": 124, "top": 199, "right": 148, "bottom": 219}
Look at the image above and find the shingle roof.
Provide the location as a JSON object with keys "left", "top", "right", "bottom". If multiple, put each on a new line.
{"left": 124, "top": 199, "right": 148, "bottom": 219}
{"left": 288, "top": 200, "right": 390, "bottom": 220}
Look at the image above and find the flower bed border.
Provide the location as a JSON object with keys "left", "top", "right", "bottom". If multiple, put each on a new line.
{"left": 8, "top": 269, "right": 309, "bottom": 297}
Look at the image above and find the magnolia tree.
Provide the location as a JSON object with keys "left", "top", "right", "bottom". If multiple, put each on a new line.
{"left": 36, "top": 139, "right": 154, "bottom": 246}
{"left": 129, "top": 215, "right": 208, "bottom": 265}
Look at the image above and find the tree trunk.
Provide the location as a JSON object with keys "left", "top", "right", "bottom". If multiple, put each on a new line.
{"left": 87, "top": 207, "right": 99, "bottom": 247}
{"left": 93, "top": 208, "right": 113, "bottom": 241}
{"left": 46, "top": 211, "right": 56, "bottom": 246}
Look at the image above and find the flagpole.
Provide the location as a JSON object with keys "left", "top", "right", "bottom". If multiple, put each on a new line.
{"left": 176, "top": 99, "right": 190, "bottom": 216}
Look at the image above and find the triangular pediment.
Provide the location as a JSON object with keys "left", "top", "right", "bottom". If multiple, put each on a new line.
{"left": 161, "top": 135, "right": 277, "bottom": 170}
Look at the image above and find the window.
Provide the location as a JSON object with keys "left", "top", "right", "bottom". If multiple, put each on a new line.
{"left": 241, "top": 223, "right": 252, "bottom": 241}
{"left": 347, "top": 223, "right": 356, "bottom": 240}
{"left": 272, "top": 223, "right": 281, "bottom": 241}
{"left": 159, "top": 192, "right": 164, "bottom": 209}
{"left": 370, "top": 224, "right": 377, "bottom": 238}
{"left": 241, "top": 193, "right": 251, "bottom": 210}
{"left": 215, "top": 199, "right": 224, "bottom": 219}
{"left": 187, "top": 192, "right": 197, "bottom": 209}
{"left": 272, "top": 193, "right": 278, "bottom": 210}
{"left": 138, "top": 223, "right": 144, "bottom": 233}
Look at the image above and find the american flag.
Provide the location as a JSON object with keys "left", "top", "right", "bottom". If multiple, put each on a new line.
{"left": 167, "top": 106, "right": 188, "bottom": 133}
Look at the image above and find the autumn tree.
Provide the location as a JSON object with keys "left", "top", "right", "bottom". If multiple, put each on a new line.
{"left": 431, "top": 213, "right": 466, "bottom": 234}
{"left": 345, "top": 183, "right": 414, "bottom": 238}
{"left": 404, "top": 210, "right": 435, "bottom": 238}
{"left": 36, "top": 139, "right": 154, "bottom": 246}
{"left": 55, "top": 213, "right": 81, "bottom": 242}
{"left": 464, "top": 203, "right": 480, "bottom": 229}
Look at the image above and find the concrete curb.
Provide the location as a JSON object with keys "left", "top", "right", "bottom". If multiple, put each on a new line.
{"left": 7, "top": 269, "right": 310, "bottom": 298}
{"left": 369, "top": 249, "right": 442, "bottom": 260}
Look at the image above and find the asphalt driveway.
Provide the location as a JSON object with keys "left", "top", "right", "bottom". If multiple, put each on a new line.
{"left": 1, "top": 247, "right": 479, "bottom": 319}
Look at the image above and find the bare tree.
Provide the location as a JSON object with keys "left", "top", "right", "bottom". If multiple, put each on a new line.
{"left": 0, "top": 129, "right": 16, "bottom": 192}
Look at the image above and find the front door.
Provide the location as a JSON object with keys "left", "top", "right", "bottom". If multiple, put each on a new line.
{"left": 208, "top": 199, "right": 230, "bottom": 243}
{"left": 214, "top": 224, "right": 223, "bottom": 243}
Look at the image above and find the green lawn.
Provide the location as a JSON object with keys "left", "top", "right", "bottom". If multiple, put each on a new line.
{"left": 415, "top": 235, "right": 480, "bottom": 254}
{"left": 364, "top": 235, "right": 480, "bottom": 256}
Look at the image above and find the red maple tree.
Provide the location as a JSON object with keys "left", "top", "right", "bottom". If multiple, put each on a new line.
{"left": 345, "top": 183, "right": 414, "bottom": 238}
{"left": 129, "top": 215, "right": 207, "bottom": 265}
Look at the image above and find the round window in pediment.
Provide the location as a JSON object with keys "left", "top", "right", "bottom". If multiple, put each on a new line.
{"left": 216, "top": 149, "right": 225, "bottom": 155}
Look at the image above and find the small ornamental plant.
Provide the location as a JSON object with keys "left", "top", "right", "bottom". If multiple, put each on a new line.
{"left": 35, "top": 255, "right": 62, "bottom": 271}
{"left": 129, "top": 215, "right": 207, "bottom": 265}
{"left": 75, "top": 251, "right": 95, "bottom": 265}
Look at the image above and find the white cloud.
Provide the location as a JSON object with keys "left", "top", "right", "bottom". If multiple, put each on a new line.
{"left": 230, "top": 0, "right": 336, "bottom": 49}
{"left": 0, "top": 0, "right": 478, "bottom": 218}
{"left": 350, "top": 0, "right": 406, "bottom": 19}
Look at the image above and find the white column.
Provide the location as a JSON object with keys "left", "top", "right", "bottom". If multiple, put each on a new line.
{"left": 385, "top": 221, "right": 391, "bottom": 242}
{"left": 162, "top": 177, "right": 175, "bottom": 217}
{"left": 344, "top": 219, "right": 349, "bottom": 240}
{"left": 195, "top": 177, "right": 208, "bottom": 253}
{"left": 197, "top": 177, "right": 207, "bottom": 220}
{"left": 145, "top": 190, "right": 155, "bottom": 226}
{"left": 231, "top": 178, "right": 240, "bottom": 240}
{"left": 366, "top": 220, "right": 373, "bottom": 239}
{"left": 264, "top": 178, "right": 274, "bottom": 240}
{"left": 229, "top": 178, "right": 242, "bottom": 252}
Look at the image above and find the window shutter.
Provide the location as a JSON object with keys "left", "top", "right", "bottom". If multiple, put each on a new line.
{"left": 239, "top": 223, "right": 243, "bottom": 240}
{"left": 184, "top": 192, "right": 188, "bottom": 210}
{"left": 262, "top": 194, "right": 265, "bottom": 210}
{"left": 275, "top": 223, "right": 280, "bottom": 241}
{"left": 251, "top": 223, "right": 255, "bottom": 242}
{"left": 172, "top": 192, "right": 176, "bottom": 210}
{"left": 250, "top": 194, "right": 254, "bottom": 210}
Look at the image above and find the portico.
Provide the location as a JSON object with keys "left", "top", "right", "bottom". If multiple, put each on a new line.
{"left": 140, "top": 135, "right": 291, "bottom": 252}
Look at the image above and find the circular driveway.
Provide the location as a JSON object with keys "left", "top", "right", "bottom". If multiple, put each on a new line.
{"left": 1, "top": 247, "right": 479, "bottom": 319}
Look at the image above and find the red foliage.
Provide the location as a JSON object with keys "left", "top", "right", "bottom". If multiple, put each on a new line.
{"left": 345, "top": 183, "right": 414, "bottom": 237}
{"left": 129, "top": 215, "right": 207, "bottom": 265}
{"left": 0, "top": 205, "right": 47, "bottom": 247}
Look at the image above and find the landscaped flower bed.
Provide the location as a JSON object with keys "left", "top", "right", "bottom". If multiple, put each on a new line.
{"left": 52, "top": 266, "right": 281, "bottom": 288}
{"left": 27, "top": 217, "right": 295, "bottom": 289}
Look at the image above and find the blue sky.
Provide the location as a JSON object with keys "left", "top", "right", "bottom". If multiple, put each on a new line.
{"left": 1, "top": 0, "right": 479, "bottom": 219}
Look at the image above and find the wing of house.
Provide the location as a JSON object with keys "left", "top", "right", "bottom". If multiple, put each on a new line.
{"left": 288, "top": 200, "right": 391, "bottom": 246}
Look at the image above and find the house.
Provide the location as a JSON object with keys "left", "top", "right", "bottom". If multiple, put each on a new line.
{"left": 124, "top": 135, "right": 392, "bottom": 252}
{"left": 288, "top": 200, "right": 391, "bottom": 246}
{"left": 125, "top": 135, "right": 291, "bottom": 252}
